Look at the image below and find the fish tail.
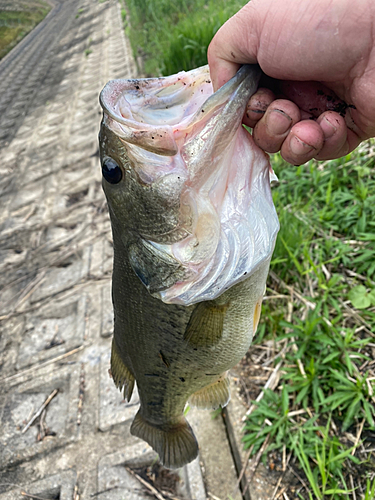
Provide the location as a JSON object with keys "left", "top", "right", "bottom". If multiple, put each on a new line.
{"left": 130, "top": 410, "right": 198, "bottom": 469}
{"left": 110, "top": 339, "right": 135, "bottom": 401}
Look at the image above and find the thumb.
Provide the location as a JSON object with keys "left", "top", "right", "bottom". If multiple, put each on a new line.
{"left": 207, "top": 2, "right": 260, "bottom": 91}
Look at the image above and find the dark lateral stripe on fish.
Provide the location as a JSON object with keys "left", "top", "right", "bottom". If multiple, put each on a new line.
{"left": 159, "top": 350, "right": 170, "bottom": 368}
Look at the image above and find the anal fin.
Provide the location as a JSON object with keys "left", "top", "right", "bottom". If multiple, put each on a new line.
{"left": 130, "top": 411, "right": 198, "bottom": 469}
{"left": 188, "top": 373, "right": 230, "bottom": 409}
{"left": 183, "top": 300, "right": 229, "bottom": 347}
{"left": 110, "top": 339, "right": 135, "bottom": 402}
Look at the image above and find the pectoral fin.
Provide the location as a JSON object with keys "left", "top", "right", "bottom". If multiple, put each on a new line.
{"left": 183, "top": 301, "right": 229, "bottom": 347}
{"left": 188, "top": 373, "right": 230, "bottom": 409}
{"left": 253, "top": 297, "right": 262, "bottom": 334}
{"left": 110, "top": 339, "right": 135, "bottom": 402}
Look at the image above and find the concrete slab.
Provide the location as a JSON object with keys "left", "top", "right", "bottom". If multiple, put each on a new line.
{"left": 223, "top": 377, "right": 278, "bottom": 500}
{"left": 189, "top": 406, "right": 242, "bottom": 500}
{"left": 0, "top": 470, "right": 77, "bottom": 500}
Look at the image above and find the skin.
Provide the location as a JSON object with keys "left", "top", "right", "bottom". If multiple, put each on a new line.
{"left": 208, "top": 0, "right": 375, "bottom": 165}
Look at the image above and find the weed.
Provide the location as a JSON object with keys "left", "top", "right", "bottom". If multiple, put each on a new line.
{"left": 211, "top": 407, "right": 222, "bottom": 419}
{"left": 85, "top": 37, "right": 93, "bottom": 57}
{"left": 291, "top": 420, "right": 360, "bottom": 500}
{"left": 348, "top": 285, "right": 375, "bottom": 309}
{"left": 323, "top": 370, "right": 375, "bottom": 430}
{"left": 243, "top": 144, "right": 375, "bottom": 498}
{"left": 0, "top": 2, "right": 51, "bottom": 59}
{"left": 124, "top": 0, "right": 247, "bottom": 75}
{"left": 364, "top": 477, "right": 375, "bottom": 500}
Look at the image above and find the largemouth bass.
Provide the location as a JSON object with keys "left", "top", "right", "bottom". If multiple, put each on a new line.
{"left": 99, "top": 64, "right": 279, "bottom": 469}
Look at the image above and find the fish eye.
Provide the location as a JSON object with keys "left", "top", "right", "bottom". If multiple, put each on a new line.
{"left": 102, "top": 157, "right": 123, "bottom": 184}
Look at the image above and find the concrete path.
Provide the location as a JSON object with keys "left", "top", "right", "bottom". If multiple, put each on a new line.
{"left": 0, "top": 1, "right": 256, "bottom": 499}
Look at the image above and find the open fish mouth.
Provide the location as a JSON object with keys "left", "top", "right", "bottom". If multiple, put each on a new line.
{"left": 99, "top": 65, "right": 280, "bottom": 305}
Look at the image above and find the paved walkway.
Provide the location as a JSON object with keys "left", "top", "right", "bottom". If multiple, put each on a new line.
{"left": 0, "top": 1, "right": 253, "bottom": 499}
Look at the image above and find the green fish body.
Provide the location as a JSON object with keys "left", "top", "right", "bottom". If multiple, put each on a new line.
{"left": 99, "top": 65, "right": 279, "bottom": 468}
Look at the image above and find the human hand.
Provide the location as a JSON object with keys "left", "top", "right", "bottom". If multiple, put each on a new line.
{"left": 208, "top": 0, "right": 375, "bottom": 165}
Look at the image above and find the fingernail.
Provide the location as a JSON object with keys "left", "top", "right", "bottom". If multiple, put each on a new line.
{"left": 321, "top": 116, "right": 338, "bottom": 139}
{"left": 290, "top": 136, "right": 314, "bottom": 156}
{"left": 267, "top": 109, "right": 292, "bottom": 135}
{"left": 247, "top": 108, "right": 266, "bottom": 115}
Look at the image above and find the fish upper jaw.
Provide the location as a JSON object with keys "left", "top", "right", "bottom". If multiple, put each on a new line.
{"left": 99, "top": 66, "right": 213, "bottom": 156}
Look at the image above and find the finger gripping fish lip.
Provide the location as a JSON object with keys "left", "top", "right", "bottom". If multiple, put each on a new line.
{"left": 99, "top": 64, "right": 279, "bottom": 306}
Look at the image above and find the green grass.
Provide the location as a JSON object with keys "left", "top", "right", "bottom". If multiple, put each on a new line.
{"left": 123, "top": 2, "right": 375, "bottom": 497}
{"left": 244, "top": 144, "right": 375, "bottom": 499}
{"left": 125, "top": 0, "right": 247, "bottom": 75}
{"left": 0, "top": 2, "right": 51, "bottom": 60}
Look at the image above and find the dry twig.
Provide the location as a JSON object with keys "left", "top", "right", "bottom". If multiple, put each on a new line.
{"left": 21, "top": 492, "right": 51, "bottom": 500}
{"left": 269, "top": 271, "right": 316, "bottom": 310}
{"left": 77, "top": 363, "right": 85, "bottom": 426}
{"left": 233, "top": 446, "right": 253, "bottom": 494}
{"left": 271, "top": 452, "right": 292, "bottom": 500}
{"left": 21, "top": 389, "right": 59, "bottom": 434}
{"left": 350, "top": 474, "right": 357, "bottom": 500}
{"left": 287, "top": 463, "right": 310, "bottom": 494}
{"left": 125, "top": 467, "right": 166, "bottom": 500}
{"left": 0, "top": 345, "right": 85, "bottom": 383}
{"left": 352, "top": 419, "right": 365, "bottom": 455}
{"left": 244, "top": 361, "right": 282, "bottom": 419}
{"left": 242, "top": 435, "right": 270, "bottom": 496}
{"left": 37, "top": 409, "right": 46, "bottom": 441}
{"left": 339, "top": 299, "right": 374, "bottom": 337}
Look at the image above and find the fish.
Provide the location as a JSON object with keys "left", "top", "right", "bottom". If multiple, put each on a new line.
{"left": 98, "top": 64, "right": 279, "bottom": 469}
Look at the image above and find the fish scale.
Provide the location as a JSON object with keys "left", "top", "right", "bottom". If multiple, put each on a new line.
{"left": 99, "top": 64, "right": 279, "bottom": 468}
